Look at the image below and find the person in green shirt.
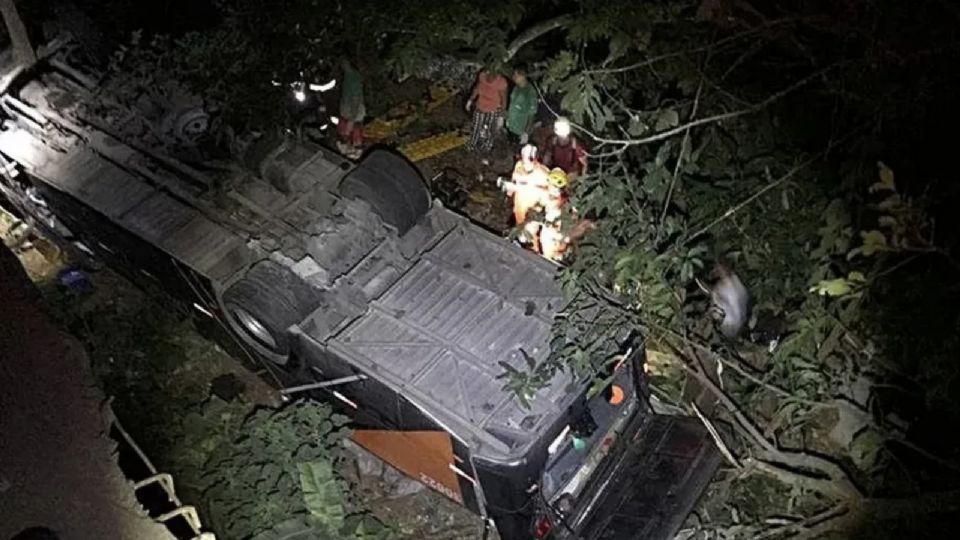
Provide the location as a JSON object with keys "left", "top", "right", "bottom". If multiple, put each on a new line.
{"left": 505, "top": 68, "right": 539, "bottom": 144}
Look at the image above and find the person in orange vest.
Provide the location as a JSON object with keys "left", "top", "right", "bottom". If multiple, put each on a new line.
{"left": 537, "top": 168, "right": 594, "bottom": 262}
{"left": 499, "top": 144, "right": 549, "bottom": 228}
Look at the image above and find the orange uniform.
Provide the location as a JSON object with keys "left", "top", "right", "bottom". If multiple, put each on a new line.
{"left": 538, "top": 221, "right": 564, "bottom": 261}
{"left": 507, "top": 160, "right": 550, "bottom": 226}
{"left": 533, "top": 176, "right": 594, "bottom": 262}
{"left": 537, "top": 189, "right": 569, "bottom": 261}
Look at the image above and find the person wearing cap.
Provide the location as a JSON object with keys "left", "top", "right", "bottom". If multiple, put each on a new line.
{"left": 537, "top": 167, "right": 594, "bottom": 261}
{"left": 505, "top": 68, "right": 539, "bottom": 145}
{"left": 501, "top": 143, "right": 549, "bottom": 229}
{"left": 537, "top": 168, "right": 571, "bottom": 261}
{"left": 543, "top": 117, "right": 588, "bottom": 180}
{"left": 466, "top": 67, "right": 508, "bottom": 156}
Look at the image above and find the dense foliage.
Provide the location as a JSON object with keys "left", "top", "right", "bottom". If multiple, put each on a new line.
{"left": 52, "top": 282, "right": 389, "bottom": 540}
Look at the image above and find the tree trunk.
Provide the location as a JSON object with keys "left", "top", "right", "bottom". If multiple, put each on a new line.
{"left": 0, "top": 0, "right": 36, "bottom": 66}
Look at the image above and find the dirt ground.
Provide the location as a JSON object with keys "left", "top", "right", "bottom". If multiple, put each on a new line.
{"left": 0, "top": 239, "right": 174, "bottom": 540}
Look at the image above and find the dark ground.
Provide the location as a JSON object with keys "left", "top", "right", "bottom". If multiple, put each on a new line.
{"left": 0, "top": 241, "right": 174, "bottom": 540}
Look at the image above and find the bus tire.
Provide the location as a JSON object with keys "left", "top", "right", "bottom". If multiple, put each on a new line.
{"left": 220, "top": 260, "right": 315, "bottom": 364}
{"left": 339, "top": 150, "right": 430, "bottom": 235}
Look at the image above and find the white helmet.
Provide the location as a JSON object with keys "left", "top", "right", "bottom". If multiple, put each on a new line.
{"left": 520, "top": 143, "right": 538, "bottom": 161}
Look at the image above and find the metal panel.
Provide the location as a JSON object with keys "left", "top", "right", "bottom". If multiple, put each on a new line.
{"left": 288, "top": 150, "right": 346, "bottom": 193}
{"left": 377, "top": 260, "right": 498, "bottom": 343}
{"left": 412, "top": 350, "right": 501, "bottom": 424}
{"left": 0, "top": 131, "right": 154, "bottom": 221}
{"left": 334, "top": 309, "right": 444, "bottom": 382}
{"left": 120, "top": 191, "right": 195, "bottom": 242}
{"left": 0, "top": 129, "right": 47, "bottom": 169}
{"left": 160, "top": 213, "right": 247, "bottom": 279}
{"left": 426, "top": 224, "right": 560, "bottom": 306}
{"left": 330, "top": 221, "right": 575, "bottom": 454}
{"left": 71, "top": 156, "right": 155, "bottom": 219}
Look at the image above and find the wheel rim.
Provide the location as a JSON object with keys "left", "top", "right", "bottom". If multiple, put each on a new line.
{"left": 231, "top": 306, "right": 278, "bottom": 351}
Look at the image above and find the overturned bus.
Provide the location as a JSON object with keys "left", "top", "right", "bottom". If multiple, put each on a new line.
{"left": 0, "top": 37, "right": 721, "bottom": 540}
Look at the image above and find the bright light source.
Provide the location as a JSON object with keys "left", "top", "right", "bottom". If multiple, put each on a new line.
{"left": 332, "top": 390, "right": 358, "bottom": 409}
{"left": 309, "top": 79, "right": 336, "bottom": 92}
{"left": 554, "top": 117, "right": 571, "bottom": 138}
{"left": 293, "top": 89, "right": 306, "bottom": 102}
{"left": 330, "top": 116, "right": 340, "bottom": 125}
{"left": 73, "top": 241, "right": 94, "bottom": 256}
{"left": 548, "top": 425, "right": 571, "bottom": 454}
{"left": 192, "top": 302, "right": 215, "bottom": 318}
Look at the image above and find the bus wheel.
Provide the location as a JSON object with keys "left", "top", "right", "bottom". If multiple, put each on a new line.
{"left": 221, "top": 260, "right": 315, "bottom": 365}
{"left": 339, "top": 150, "right": 430, "bottom": 235}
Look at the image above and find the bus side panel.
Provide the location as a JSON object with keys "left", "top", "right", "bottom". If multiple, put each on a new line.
{"left": 30, "top": 178, "right": 212, "bottom": 305}
{"left": 474, "top": 458, "right": 541, "bottom": 540}
{"left": 295, "top": 335, "right": 480, "bottom": 512}
{"left": 473, "top": 412, "right": 565, "bottom": 540}
{"left": 19, "top": 176, "right": 279, "bottom": 377}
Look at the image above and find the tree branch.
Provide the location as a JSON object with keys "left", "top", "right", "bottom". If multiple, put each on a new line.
{"left": 503, "top": 15, "right": 574, "bottom": 63}
{"left": 753, "top": 504, "right": 851, "bottom": 540}
{"left": 662, "top": 335, "right": 864, "bottom": 502}
{"left": 692, "top": 402, "right": 743, "bottom": 469}
{"left": 684, "top": 119, "right": 867, "bottom": 242}
{"left": 664, "top": 338, "right": 778, "bottom": 454}
{"left": 658, "top": 55, "right": 707, "bottom": 237}
{"left": 587, "top": 64, "right": 839, "bottom": 147}
{"left": 584, "top": 17, "right": 803, "bottom": 75}
{"left": 752, "top": 450, "right": 861, "bottom": 501}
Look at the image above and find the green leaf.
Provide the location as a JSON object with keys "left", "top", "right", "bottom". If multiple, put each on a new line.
{"left": 877, "top": 194, "right": 902, "bottom": 211}
{"left": 627, "top": 116, "right": 649, "bottom": 136}
{"left": 655, "top": 109, "right": 679, "bottom": 131}
{"left": 586, "top": 373, "right": 616, "bottom": 399}
{"left": 850, "top": 428, "right": 885, "bottom": 470}
{"left": 606, "top": 32, "right": 631, "bottom": 64}
{"left": 869, "top": 161, "right": 896, "bottom": 193}
{"left": 809, "top": 278, "right": 853, "bottom": 297}
{"left": 298, "top": 461, "right": 346, "bottom": 530}
{"left": 615, "top": 253, "right": 637, "bottom": 270}
{"left": 877, "top": 215, "right": 897, "bottom": 228}
{"left": 520, "top": 348, "right": 537, "bottom": 370}
{"left": 859, "top": 230, "right": 888, "bottom": 256}
{"left": 498, "top": 360, "right": 520, "bottom": 376}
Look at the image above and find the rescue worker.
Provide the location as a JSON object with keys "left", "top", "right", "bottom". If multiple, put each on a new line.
{"left": 543, "top": 117, "right": 588, "bottom": 180}
{"left": 500, "top": 144, "right": 549, "bottom": 227}
{"left": 538, "top": 168, "right": 571, "bottom": 261}
{"left": 536, "top": 168, "right": 595, "bottom": 262}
